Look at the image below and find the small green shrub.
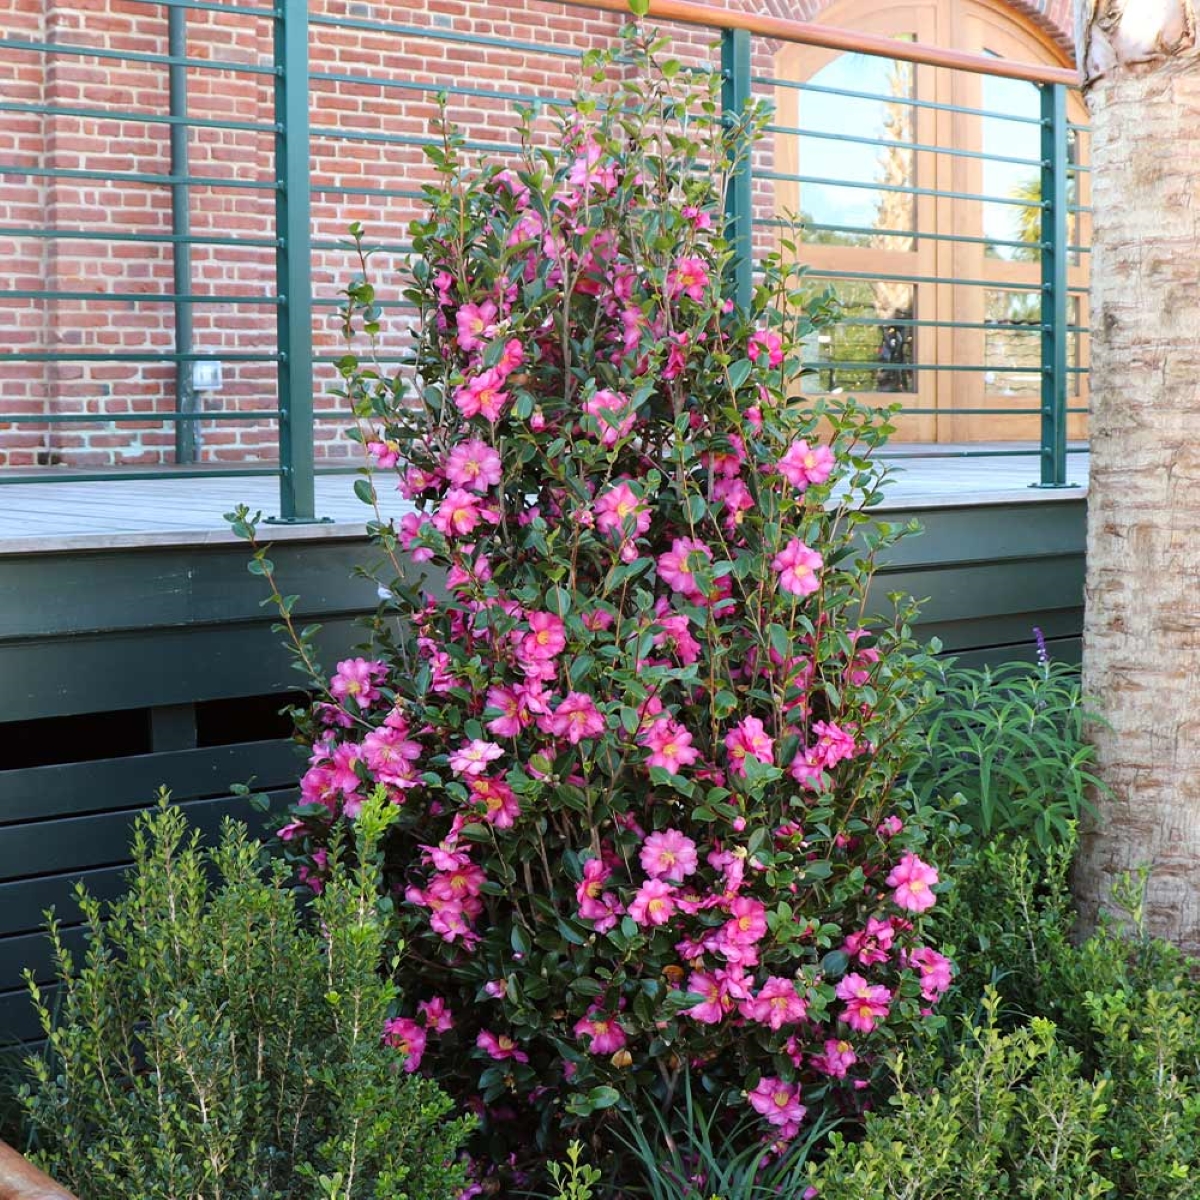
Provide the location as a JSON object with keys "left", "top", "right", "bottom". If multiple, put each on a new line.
{"left": 19, "top": 791, "right": 474, "bottom": 1200}
{"left": 908, "top": 658, "right": 1102, "bottom": 850}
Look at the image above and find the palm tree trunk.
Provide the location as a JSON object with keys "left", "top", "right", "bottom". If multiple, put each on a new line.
{"left": 1076, "top": 0, "right": 1200, "bottom": 951}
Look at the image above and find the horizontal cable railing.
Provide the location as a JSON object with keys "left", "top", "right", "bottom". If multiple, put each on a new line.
{"left": 0, "top": 0, "right": 1089, "bottom": 514}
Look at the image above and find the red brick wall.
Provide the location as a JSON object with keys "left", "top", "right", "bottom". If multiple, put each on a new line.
{"left": 0, "top": 0, "right": 1075, "bottom": 469}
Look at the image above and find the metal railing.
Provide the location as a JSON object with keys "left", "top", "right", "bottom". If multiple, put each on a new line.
{"left": 0, "top": 0, "right": 1089, "bottom": 516}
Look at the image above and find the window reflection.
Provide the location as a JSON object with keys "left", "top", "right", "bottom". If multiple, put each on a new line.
{"left": 799, "top": 281, "right": 916, "bottom": 394}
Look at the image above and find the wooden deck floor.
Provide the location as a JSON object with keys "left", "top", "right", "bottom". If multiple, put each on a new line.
{"left": 0, "top": 446, "right": 1089, "bottom": 554}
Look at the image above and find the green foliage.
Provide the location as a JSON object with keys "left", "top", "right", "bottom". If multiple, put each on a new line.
{"left": 19, "top": 791, "right": 473, "bottom": 1200}
{"left": 546, "top": 1142, "right": 602, "bottom": 1200}
{"left": 908, "top": 659, "right": 1103, "bottom": 850}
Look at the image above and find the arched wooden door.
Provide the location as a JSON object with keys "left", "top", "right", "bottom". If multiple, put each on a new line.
{"left": 773, "top": 0, "right": 1089, "bottom": 444}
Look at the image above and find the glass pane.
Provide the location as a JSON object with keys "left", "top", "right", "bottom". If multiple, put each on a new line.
{"left": 980, "top": 73, "right": 1041, "bottom": 262}
{"left": 799, "top": 281, "right": 916, "bottom": 394}
{"left": 795, "top": 49, "right": 916, "bottom": 252}
{"left": 984, "top": 291, "right": 1083, "bottom": 398}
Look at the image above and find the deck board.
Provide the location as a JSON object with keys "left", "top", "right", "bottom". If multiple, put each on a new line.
{"left": 0, "top": 446, "right": 1089, "bottom": 554}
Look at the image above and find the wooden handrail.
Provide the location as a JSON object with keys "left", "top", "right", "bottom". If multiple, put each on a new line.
{"left": 0, "top": 1144, "right": 75, "bottom": 1200}
{"left": 558, "top": 0, "right": 1081, "bottom": 87}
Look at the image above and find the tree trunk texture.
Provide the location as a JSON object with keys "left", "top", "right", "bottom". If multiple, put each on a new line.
{"left": 1075, "top": 0, "right": 1200, "bottom": 950}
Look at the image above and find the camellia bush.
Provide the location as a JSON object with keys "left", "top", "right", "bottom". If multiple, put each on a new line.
{"left": 239, "top": 21, "right": 954, "bottom": 1189}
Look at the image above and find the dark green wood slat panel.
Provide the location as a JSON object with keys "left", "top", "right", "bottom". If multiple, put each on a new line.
{"left": 0, "top": 927, "right": 85, "bottom": 991}
{"left": 0, "top": 540, "right": 390, "bottom": 640}
{"left": 0, "top": 790, "right": 288, "bottom": 883}
{"left": 951, "top": 636, "right": 1082, "bottom": 670}
{"left": 0, "top": 987, "right": 45, "bottom": 1048}
{"left": 872, "top": 554, "right": 1084, "bottom": 626}
{"left": 919, "top": 608, "right": 1084, "bottom": 654}
{"left": 0, "top": 867, "right": 128, "bottom": 938}
{"left": 0, "top": 619, "right": 365, "bottom": 722}
{"left": 873, "top": 499, "right": 1085, "bottom": 570}
{"left": 0, "top": 739, "right": 301, "bottom": 824}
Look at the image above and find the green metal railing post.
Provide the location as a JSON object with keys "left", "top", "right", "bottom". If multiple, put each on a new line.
{"left": 721, "top": 27, "right": 753, "bottom": 312}
{"left": 1037, "top": 81, "right": 1069, "bottom": 487}
{"left": 271, "top": 0, "right": 319, "bottom": 522}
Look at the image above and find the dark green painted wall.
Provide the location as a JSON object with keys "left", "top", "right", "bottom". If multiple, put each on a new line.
{"left": 0, "top": 496, "right": 1085, "bottom": 1044}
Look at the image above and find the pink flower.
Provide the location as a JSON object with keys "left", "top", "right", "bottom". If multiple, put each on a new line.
{"left": 886, "top": 853, "right": 940, "bottom": 913}
{"left": 628, "top": 878, "right": 676, "bottom": 927}
{"left": 444, "top": 438, "right": 502, "bottom": 493}
{"left": 657, "top": 537, "right": 712, "bottom": 597}
{"left": 685, "top": 970, "right": 732, "bottom": 1025}
{"left": 383, "top": 1017, "right": 427, "bottom": 1072}
{"left": 456, "top": 300, "right": 498, "bottom": 351}
{"left": 330, "top": 658, "right": 386, "bottom": 707}
{"left": 666, "top": 256, "right": 710, "bottom": 303}
{"left": 639, "top": 829, "right": 699, "bottom": 882}
{"left": 773, "top": 538, "right": 823, "bottom": 598}
{"left": 454, "top": 369, "right": 509, "bottom": 421}
{"left": 812, "top": 1037, "right": 857, "bottom": 1078}
{"left": 741, "top": 976, "right": 808, "bottom": 1030}
{"left": 843, "top": 916, "right": 895, "bottom": 966}
{"left": 471, "top": 777, "right": 520, "bottom": 828}
{"left": 652, "top": 610, "right": 701, "bottom": 666}
{"left": 722, "top": 896, "right": 767, "bottom": 946}
{"left": 747, "top": 1078, "right": 806, "bottom": 1137}
{"left": 811, "top": 720, "right": 856, "bottom": 768}
{"left": 433, "top": 488, "right": 484, "bottom": 537}
{"left": 724, "top": 716, "right": 774, "bottom": 778}
{"left": 835, "top": 973, "right": 892, "bottom": 1033}
{"left": 366, "top": 438, "right": 401, "bottom": 469}
{"left": 519, "top": 611, "right": 566, "bottom": 662}
{"left": 905, "top": 946, "right": 953, "bottom": 1002}
{"left": 576, "top": 858, "right": 623, "bottom": 933}
{"left": 449, "top": 739, "right": 504, "bottom": 777}
{"left": 582, "top": 388, "right": 636, "bottom": 447}
{"left": 428, "top": 900, "right": 478, "bottom": 946}
{"left": 496, "top": 337, "right": 525, "bottom": 377}
{"left": 594, "top": 482, "right": 651, "bottom": 540}
{"left": 573, "top": 1009, "right": 628, "bottom": 1055}
{"left": 747, "top": 328, "right": 783, "bottom": 368}
{"left": 476, "top": 1029, "right": 529, "bottom": 1063}
{"left": 485, "top": 684, "right": 526, "bottom": 738}
{"left": 427, "top": 862, "right": 485, "bottom": 903}
{"left": 545, "top": 692, "right": 606, "bottom": 744}
{"left": 640, "top": 718, "right": 699, "bottom": 776}
{"left": 877, "top": 814, "right": 904, "bottom": 839}
{"left": 418, "top": 997, "right": 455, "bottom": 1032}
{"left": 776, "top": 440, "right": 835, "bottom": 490}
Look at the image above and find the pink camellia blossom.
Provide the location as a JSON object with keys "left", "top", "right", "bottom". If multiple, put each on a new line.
{"left": 741, "top": 976, "right": 808, "bottom": 1030}
{"left": 747, "top": 1077, "right": 807, "bottom": 1138}
{"left": 747, "top": 328, "right": 783, "bottom": 368}
{"left": 812, "top": 1037, "right": 858, "bottom": 1079}
{"left": 652, "top": 609, "right": 701, "bottom": 666}
{"left": 681, "top": 204, "right": 713, "bottom": 230}
{"left": 905, "top": 946, "right": 953, "bottom": 1002}
{"left": 444, "top": 438, "right": 502, "bottom": 493}
{"left": 877, "top": 814, "right": 904, "bottom": 839}
{"left": 448, "top": 738, "right": 504, "bottom": 777}
{"left": 432, "top": 488, "right": 484, "bottom": 538}
{"left": 685, "top": 970, "right": 732, "bottom": 1025}
{"left": 496, "top": 337, "right": 525, "bottom": 377}
{"left": 628, "top": 878, "right": 677, "bottom": 927}
{"left": 722, "top": 895, "right": 768, "bottom": 947}
{"left": 843, "top": 916, "right": 896, "bottom": 967}
{"left": 418, "top": 997, "right": 455, "bottom": 1033}
{"left": 666, "top": 256, "right": 710, "bottom": 303}
{"left": 640, "top": 718, "right": 699, "bottom": 776}
{"left": 835, "top": 973, "right": 892, "bottom": 1034}
{"left": 582, "top": 388, "right": 636, "bottom": 447}
{"left": 454, "top": 369, "right": 509, "bottom": 421}
{"left": 724, "top": 716, "right": 774, "bottom": 778}
{"left": 397, "top": 512, "right": 435, "bottom": 563}
{"left": 573, "top": 1008, "right": 628, "bottom": 1055}
{"left": 639, "top": 829, "right": 699, "bottom": 882}
{"left": 427, "top": 862, "right": 486, "bottom": 905}
{"left": 456, "top": 300, "right": 498, "bottom": 351}
{"left": 576, "top": 858, "right": 623, "bottom": 933}
{"left": 657, "top": 537, "right": 713, "bottom": 597}
{"left": 277, "top": 819, "right": 306, "bottom": 842}
{"left": 485, "top": 684, "right": 526, "bottom": 738}
{"left": 886, "top": 852, "right": 940, "bottom": 913}
{"left": 519, "top": 611, "right": 566, "bottom": 662}
{"left": 776, "top": 440, "right": 836, "bottom": 490}
{"left": 330, "top": 657, "right": 386, "bottom": 707}
{"left": 427, "top": 899, "right": 479, "bottom": 947}
{"left": 773, "top": 538, "right": 823, "bottom": 598}
{"left": 476, "top": 1029, "right": 529, "bottom": 1064}
{"left": 811, "top": 720, "right": 857, "bottom": 769}
{"left": 366, "top": 438, "right": 401, "bottom": 469}
{"left": 383, "top": 1017, "right": 427, "bottom": 1072}
{"left": 594, "top": 482, "right": 651, "bottom": 540}
{"left": 471, "top": 776, "right": 520, "bottom": 828}
{"left": 545, "top": 692, "right": 606, "bottom": 744}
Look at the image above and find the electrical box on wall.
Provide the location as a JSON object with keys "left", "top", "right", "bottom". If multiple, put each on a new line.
{"left": 192, "top": 360, "right": 223, "bottom": 391}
